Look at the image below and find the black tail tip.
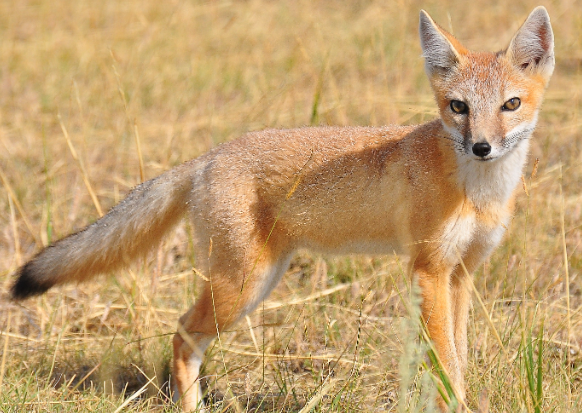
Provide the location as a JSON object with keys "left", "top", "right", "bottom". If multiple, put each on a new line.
{"left": 11, "top": 263, "right": 52, "bottom": 301}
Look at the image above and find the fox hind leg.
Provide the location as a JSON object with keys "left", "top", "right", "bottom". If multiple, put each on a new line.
{"left": 172, "top": 249, "right": 293, "bottom": 411}
{"left": 172, "top": 301, "right": 214, "bottom": 411}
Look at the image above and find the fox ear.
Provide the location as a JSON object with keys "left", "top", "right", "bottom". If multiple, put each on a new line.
{"left": 419, "top": 10, "right": 464, "bottom": 76}
{"left": 506, "top": 6, "right": 554, "bottom": 82}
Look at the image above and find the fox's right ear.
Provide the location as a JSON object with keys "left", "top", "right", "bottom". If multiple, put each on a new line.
{"left": 419, "top": 10, "right": 465, "bottom": 76}
{"left": 506, "top": 6, "right": 554, "bottom": 83}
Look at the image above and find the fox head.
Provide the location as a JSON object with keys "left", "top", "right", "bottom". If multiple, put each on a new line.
{"left": 419, "top": 7, "right": 554, "bottom": 162}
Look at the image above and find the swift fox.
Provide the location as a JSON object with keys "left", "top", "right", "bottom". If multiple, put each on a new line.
{"left": 11, "top": 7, "right": 554, "bottom": 411}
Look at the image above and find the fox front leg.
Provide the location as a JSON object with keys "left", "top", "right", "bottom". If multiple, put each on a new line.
{"left": 414, "top": 262, "right": 465, "bottom": 411}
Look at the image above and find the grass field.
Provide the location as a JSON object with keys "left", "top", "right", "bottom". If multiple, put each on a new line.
{"left": 1, "top": 0, "right": 582, "bottom": 411}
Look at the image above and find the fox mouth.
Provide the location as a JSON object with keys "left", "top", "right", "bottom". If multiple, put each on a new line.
{"left": 475, "top": 156, "right": 495, "bottom": 162}
{"left": 467, "top": 149, "right": 499, "bottom": 162}
{"left": 472, "top": 149, "right": 514, "bottom": 162}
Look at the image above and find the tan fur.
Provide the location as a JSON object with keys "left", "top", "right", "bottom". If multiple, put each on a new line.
{"left": 12, "top": 7, "right": 555, "bottom": 411}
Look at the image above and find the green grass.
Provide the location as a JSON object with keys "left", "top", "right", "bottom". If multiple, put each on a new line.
{"left": 1, "top": 0, "right": 582, "bottom": 411}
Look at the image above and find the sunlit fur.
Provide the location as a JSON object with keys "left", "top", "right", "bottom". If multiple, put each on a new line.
{"left": 11, "top": 7, "right": 554, "bottom": 412}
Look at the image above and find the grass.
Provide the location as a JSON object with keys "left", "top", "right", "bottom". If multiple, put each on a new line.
{"left": 1, "top": 0, "right": 582, "bottom": 411}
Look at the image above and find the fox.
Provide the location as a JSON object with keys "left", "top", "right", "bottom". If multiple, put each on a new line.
{"left": 10, "top": 6, "right": 554, "bottom": 412}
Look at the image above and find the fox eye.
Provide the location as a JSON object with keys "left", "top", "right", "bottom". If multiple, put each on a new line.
{"left": 502, "top": 97, "right": 521, "bottom": 111}
{"left": 450, "top": 100, "right": 468, "bottom": 114}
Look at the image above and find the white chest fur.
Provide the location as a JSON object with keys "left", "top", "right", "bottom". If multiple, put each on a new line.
{"left": 438, "top": 210, "right": 508, "bottom": 269}
{"left": 439, "top": 213, "right": 477, "bottom": 265}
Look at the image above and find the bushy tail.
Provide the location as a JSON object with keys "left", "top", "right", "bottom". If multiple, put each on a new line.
{"left": 11, "top": 161, "right": 196, "bottom": 300}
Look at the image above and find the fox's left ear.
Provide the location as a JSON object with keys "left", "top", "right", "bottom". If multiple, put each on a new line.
{"left": 506, "top": 6, "right": 554, "bottom": 82}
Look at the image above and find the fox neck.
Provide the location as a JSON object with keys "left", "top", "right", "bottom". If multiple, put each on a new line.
{"left": 454, "top": 136, "right": 530, "bottom": 210}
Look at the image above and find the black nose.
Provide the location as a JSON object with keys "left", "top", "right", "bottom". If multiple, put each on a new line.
{"left": 472, "top": 142, "right": 491, "bottom": 157}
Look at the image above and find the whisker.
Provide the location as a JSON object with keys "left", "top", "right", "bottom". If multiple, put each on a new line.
{"left": 438, "top": 135, "right": 464, "bottom": 145}
{"left": 438, "top": 134, "right": 465, "bottom": 154}
{"left": 503, "top": 127, "right": 534, "bottom": 148}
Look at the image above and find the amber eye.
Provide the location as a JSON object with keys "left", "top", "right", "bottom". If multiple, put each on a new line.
{"left": 450, "top": 100, "right": 468, "bottom": 114}
{"left": 502, "top": 97, "right": 521, "bottom": 111}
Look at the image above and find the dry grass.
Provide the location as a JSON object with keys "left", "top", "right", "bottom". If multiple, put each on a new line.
{"left": 1, "top": 0, "right": 582, "bottom": 411}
